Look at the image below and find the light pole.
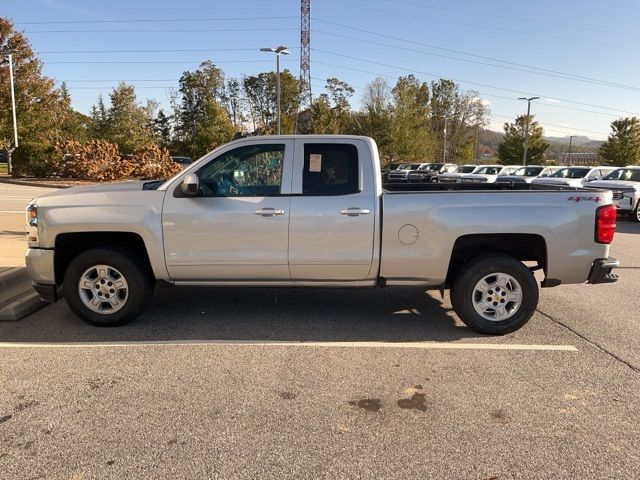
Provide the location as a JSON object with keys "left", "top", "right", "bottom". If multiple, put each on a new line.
{"left": 1, "top": 51, "right": 18, "bottom": 175}
{"left": 518, "top": 96, "right": 539, "bottom": 165}
{"left": 442, "top": 116, "right": 448, "bottom": 162}
{"left": 566, "top": 135, "right": 575, "bottom": 165}
{"left": 260, "top": 46, "right": 290, "bottom": 135}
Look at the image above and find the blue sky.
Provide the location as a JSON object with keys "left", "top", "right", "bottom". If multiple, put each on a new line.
{"left": 4, "top": 0, "right": 640, "bottom": 139}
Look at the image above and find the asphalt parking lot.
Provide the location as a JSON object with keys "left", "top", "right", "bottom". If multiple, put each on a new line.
{"left": 0, "top": 183, "right": 639, "bottom": 479}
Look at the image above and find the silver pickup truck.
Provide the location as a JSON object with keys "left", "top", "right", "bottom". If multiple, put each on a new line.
{"left": 24, "top": 135, "right": 619, "bottom": 334}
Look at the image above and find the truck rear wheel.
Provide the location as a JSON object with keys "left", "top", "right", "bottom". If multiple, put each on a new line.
{"left": 450, "top": 255, "right": 538, "bottom": 335}
{"left": 63, "top": 247, "right": 154, "bottom": 326}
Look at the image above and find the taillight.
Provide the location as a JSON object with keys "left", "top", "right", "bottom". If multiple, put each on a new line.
{"left": 595, "top": 204, "right": 616, "bottom": 244}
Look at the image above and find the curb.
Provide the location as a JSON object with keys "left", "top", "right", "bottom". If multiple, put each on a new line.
{"left": 0, "top": 177, "right": 69, "bottom": 189}
{"left": 0, "top": 267, "right": 49, "bottom": 321}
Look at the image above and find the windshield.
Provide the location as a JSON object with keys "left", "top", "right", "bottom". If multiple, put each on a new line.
{"left": 457, "top": 165, "right": 476, "bottom": 173}
{"left": 513, "top": 166, "right": 544, "bottom": 176}
{"left": 474, "top": 166, "right": 500, "bottom": 175}
{"left": 550, "top": 167, "right": 591, "bottom": 179}
{"left": 603, "top": 168, "right": 640, "bottom": 181}
{"left": 408, "top": 164, "right": 421, "bottom": 170}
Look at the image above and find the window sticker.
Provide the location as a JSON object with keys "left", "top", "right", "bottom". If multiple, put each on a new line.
{"left": 309, "top": 154, "right": 322, "bottom": 172}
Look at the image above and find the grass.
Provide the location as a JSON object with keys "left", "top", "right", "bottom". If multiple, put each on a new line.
{"left": 0, "top": 163, "right": 7, "bottom": 175}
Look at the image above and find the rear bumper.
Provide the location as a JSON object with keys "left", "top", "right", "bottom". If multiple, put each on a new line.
{"left": 587, "top": 257, "right": 619, "bottom": 284}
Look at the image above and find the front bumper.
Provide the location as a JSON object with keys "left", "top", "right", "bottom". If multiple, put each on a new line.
{"left": 32, "top": 282, "right": 61, "bottom": 303}
{"left": 587, "top": 257, "right": 619, "bottom": 284}
{"left": 25, "top": 248, "right": 59, "bottom": 302}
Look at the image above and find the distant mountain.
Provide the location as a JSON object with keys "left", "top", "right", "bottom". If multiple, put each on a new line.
{"left": 545, "top": 135, "right": 603, "bottom": 147}
{"left": 478, "top": 128, "right": 602, "bottom": 160}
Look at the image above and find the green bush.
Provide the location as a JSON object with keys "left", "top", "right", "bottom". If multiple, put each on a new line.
{"left": 11, "top": 143, "right": 57, "bottom": 177}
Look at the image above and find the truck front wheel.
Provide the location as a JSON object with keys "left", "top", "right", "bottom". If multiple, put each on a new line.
{"left": 63, "top": 247, "right": 154, "bottom": 326}
{"left": 450, "top": 255, "right": 539, "bottom": 335}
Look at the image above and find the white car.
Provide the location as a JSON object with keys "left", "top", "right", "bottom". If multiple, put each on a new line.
{"left": 459, "top": 164, "right": 511, "bottom": 183}
{"left": 437, "top": 164, "right": 478, "bottom": 183}
{"left": 585, "top": 166, "right": 640, "bottom": 222}
{"left": 496, "top": 165, "right": 563, "bottom": 184}
{"left": 532, "top": 166, "right": 617, "bottom": 188}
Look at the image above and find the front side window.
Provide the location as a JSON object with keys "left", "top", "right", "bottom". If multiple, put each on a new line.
{"left": 197, "top": 144, "right": 284, "bottom": 196}
{"left": 551, "top": 167, "right": 590, "bottom": 179}
{"left": 302, "top": 143, "right": 359, "bottom": 196}
{"left": 604, "top": 168, "right": 640, "bottom": 181}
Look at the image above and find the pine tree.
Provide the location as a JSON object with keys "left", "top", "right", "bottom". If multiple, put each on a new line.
{"left": 498, "top": 115, "right": 549, "bottom": 165}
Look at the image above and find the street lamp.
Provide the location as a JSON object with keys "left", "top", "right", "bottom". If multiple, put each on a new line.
{"left": 1, "top": 49, "right": 18, "bottom": 175}
{"left": 518, "top": 96, "right": 540, "bottom": 165}
{"left": 260, "top": 46, "right": 290, "bottom": 135}
{"left": 566, "top": 135, "right": 576, "bottom": 165}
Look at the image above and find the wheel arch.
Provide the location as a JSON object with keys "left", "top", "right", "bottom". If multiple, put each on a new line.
{"left": 54, "top": 231, "right": 154, "bottom": 285}
{"left": 445, "top": 233, "right": 548, "bottom": 287}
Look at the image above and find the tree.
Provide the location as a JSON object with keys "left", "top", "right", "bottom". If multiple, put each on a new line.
{"left": 100, "top": 82, "right": 156, "bottom": 154}
{"left": 599, "top": 117, "right": 640, "bottom": 167}
{"left": 243, "top": 69, "right": 299, "bottom": 134}
{"left": 387, "top": 75, "right": 433, "bottom": 162}
{"left": 1, "top": 17, "right": 83, "bottom": 171}
{"left": 152, "top": 109, "right": 173, "bottom": 150}
{"left": 430, "top": 79, "right": 488, "bottom": 162}
{"left": 174, "top": 61, "right": 234, "bottom": 157}
{"left": 304, "top": 77, "right": 355, "bottom": 134}
{"left": 497, "top": 114, "right": 549, "bottom": 164}
{"left": 351, "top": 77, "right": 395, "bottom": 163}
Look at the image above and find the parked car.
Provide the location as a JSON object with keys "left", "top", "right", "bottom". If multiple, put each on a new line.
{"left": 532, "top": 166, "right": 617, "bottom": 188}
{"left": 24, "top": 135, "right": 618, "bottom": 335}
{"left": 584, "top": 166, "right": 640, "bottom": 222}
{"left": 438, "top": 164, "right": 482, "bottom": 183}
{"left": 381, "top": 162, "right": 403, "bottom": 182}
{"left": 406, "top": 163, "right": 457, "bottom": 183}
{"left": 386, "top": 163, "right": 425, "bottom": 182}
{"left": 496, "top": 165, "right": 563, "bottom": 184}
{"left": 171, "top": 156, "right": 193, "bottom": 167}
{"left": 459, "top": 164, "right": 512, "bottom": 183}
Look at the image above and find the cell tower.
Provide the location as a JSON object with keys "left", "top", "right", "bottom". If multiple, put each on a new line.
{"left": 300, "top": 0, "right": 312, "bottom": 107}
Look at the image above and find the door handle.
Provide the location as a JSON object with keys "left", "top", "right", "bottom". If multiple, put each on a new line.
{"left": 340, "top": 208, "right": 371, "bottom": 216}
{"left": 254, "top": 208, "right": 285, "bottom": 217}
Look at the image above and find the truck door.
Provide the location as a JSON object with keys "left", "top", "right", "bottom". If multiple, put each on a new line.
{"left": 162, "top": 139, "right": 294, "bottom": 280}
{"left": 288, "top": 140, "right": 377, "bottom": 281}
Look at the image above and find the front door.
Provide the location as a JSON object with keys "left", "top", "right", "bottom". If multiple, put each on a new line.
{"left": 162, "top": 140, "right": 293, "bottom": 280}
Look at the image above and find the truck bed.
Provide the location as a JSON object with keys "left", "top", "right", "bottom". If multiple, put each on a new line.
{"left": 383, "top": 182, "right": 583, "bottom": 192}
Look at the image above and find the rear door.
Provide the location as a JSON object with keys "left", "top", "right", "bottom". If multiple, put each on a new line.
{"left": 288, "top": 139, "right": 377, "bottom": 281}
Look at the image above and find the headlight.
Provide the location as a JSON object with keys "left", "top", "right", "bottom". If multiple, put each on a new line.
{"left": 26, "top": 204, "right": 38, "bottom": 227}
{"left": 26, "top": 204, "right": 39, "bottom": 246}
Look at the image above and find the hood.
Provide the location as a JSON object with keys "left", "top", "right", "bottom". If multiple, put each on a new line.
{"left": 34, "top": 181, "right": 152, "bottom": 201}
{"left": 584, "top": 180, "right": 640, "bottom": 191}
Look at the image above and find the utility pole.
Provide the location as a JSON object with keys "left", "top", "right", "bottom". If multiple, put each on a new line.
{"left": 2, "top": 52, "right": 18, "bottom": 175}
{"left": 518, "top": 96, "right": 539, "bottom": 166}
{"left": 566, "top": 135, "right": 575, "bottom": 165}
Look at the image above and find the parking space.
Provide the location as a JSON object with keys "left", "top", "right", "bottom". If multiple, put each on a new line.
{"left": 0, "top": 190, "right": 638, "bottom": 478}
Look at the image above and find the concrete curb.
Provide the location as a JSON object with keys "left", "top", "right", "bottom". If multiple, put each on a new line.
{"left": 0, "top": 267, "right": 48, "bottom": 321}
{"left": 0, "top": 177, "right": 69, "bottom": 189}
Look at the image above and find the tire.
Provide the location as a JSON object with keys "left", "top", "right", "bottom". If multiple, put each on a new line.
{"left": 630, "top": 201, "right": 640, "bottom": 223}
{"left": 429, "top": 176, "right": 439, "bottom": 183}
{"left": 450, "top": 254, "right": 539, "bottom": 335}
{"left": 63, "top": 247, "right": 154, "bottom": 326}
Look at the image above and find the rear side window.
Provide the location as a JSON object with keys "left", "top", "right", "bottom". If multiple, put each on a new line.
{"left": 302, "top": 143, "right": 360, "bottom": 196}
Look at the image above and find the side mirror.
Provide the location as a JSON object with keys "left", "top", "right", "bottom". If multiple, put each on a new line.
{"left": 181, "top": 174, "right": 199, "bottom": 196}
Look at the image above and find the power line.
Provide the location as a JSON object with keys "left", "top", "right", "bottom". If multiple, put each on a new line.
{"left": 311, "top": 78, "right": 609, "bottom": 137}
{"left": 16, "top": 16, "right": 298, "bottom": 25}
{"left": 46, "top": 59, "right": 298, "bottom": 64}
{"left": 312, "top": 19, "right": 640, "bottom": 91}
{"left": 25, "top": 27, "right": 297, "bottom": 33}
{"left": 312, "top": 52, "right": 640, "bottom": 116}
{"left": 378, "top": 0, "right": 640, "bottom": 40}
{"left": 39, "top": 47, "right": 289, "bottom": 54}
{"left": 315, "top": 2, "right": 640, "bottom": 52}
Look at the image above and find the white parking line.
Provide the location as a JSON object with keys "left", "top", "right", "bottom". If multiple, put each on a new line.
{"left": 0, "top": 210, "right": 25, "bottom": 214}
{"left": 0, "top": 340, "right": 578, "bottom": 351}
